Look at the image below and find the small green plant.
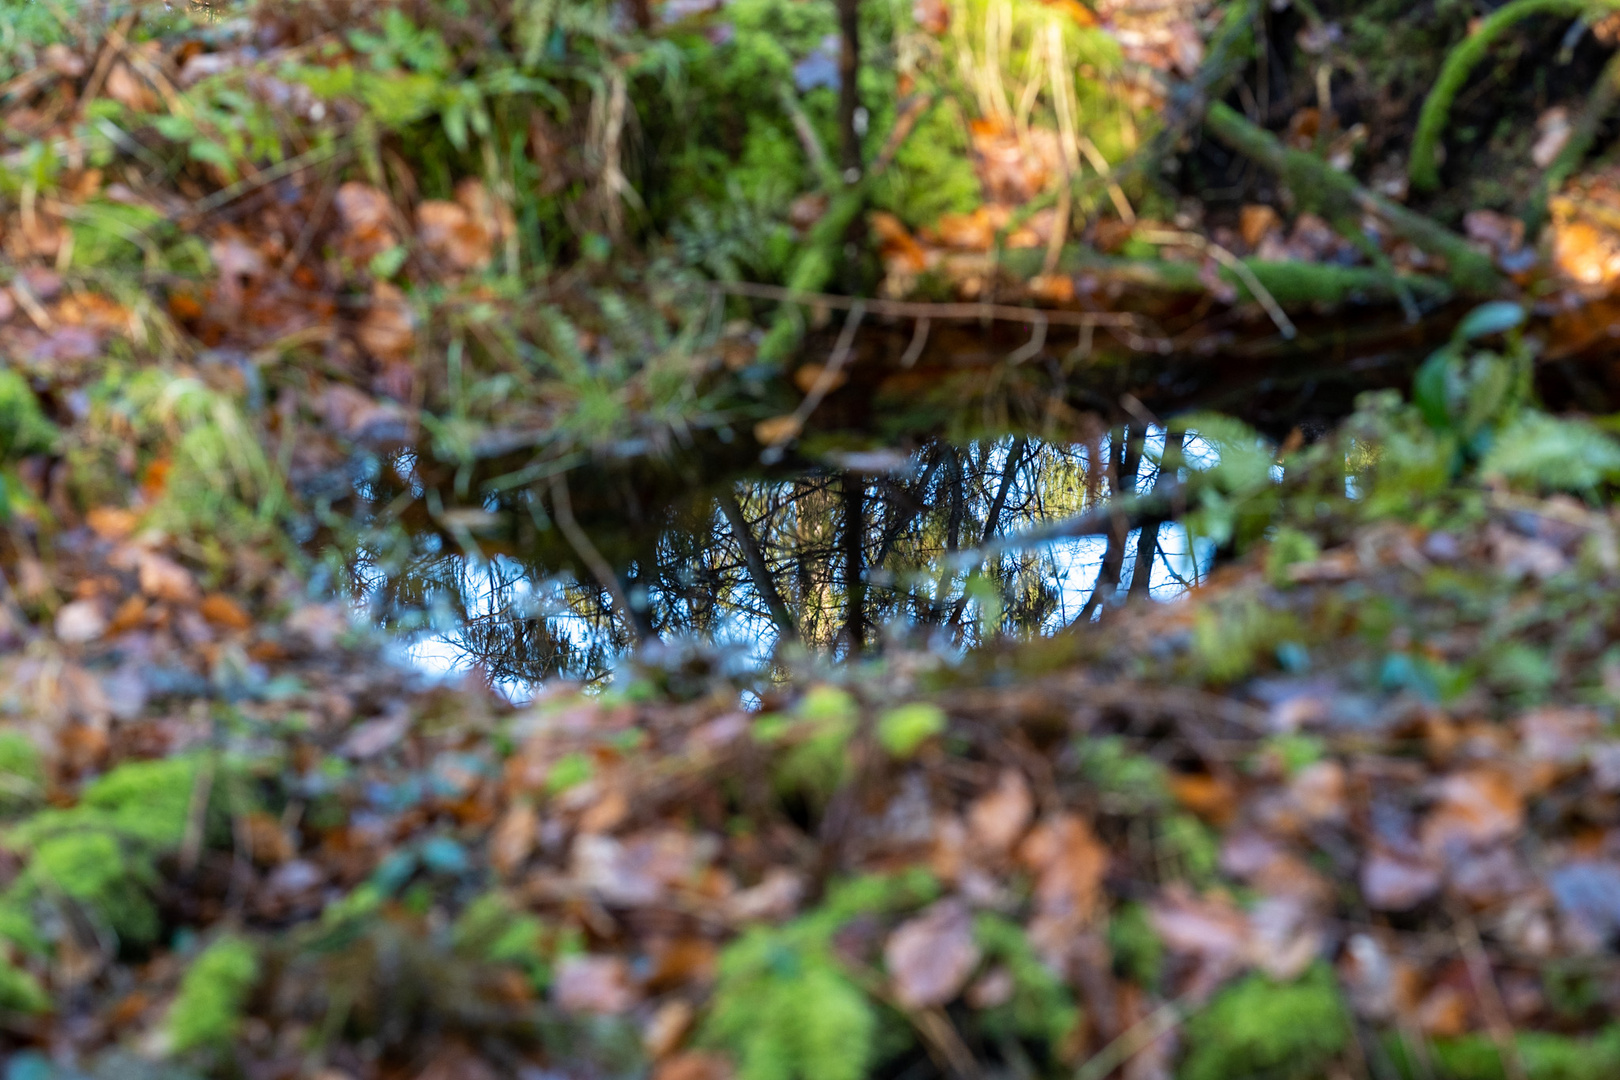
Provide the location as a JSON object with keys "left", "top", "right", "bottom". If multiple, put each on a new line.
{"left": 166, "top": 935, "right": 261, "bottom": 1053}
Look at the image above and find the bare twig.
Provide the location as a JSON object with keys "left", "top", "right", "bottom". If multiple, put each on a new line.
{"left": 548, "top": 473, "right": 643, "bottom": 639}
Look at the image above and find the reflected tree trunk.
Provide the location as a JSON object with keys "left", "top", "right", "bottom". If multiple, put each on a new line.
{"left": 1128, "top": 428, "right": 1184, "bottom": 601}
{"left": 842, "top": 472, "right": 866, "bottom": 651}
{"left": 718, "top": 489, "right": 799, "bottom": 642}
{"left": 1079, "top": 426, "right": 1140, "bottom": 621}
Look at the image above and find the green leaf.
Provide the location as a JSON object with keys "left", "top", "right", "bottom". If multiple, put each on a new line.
{"left": 1454, "top": 301, "right": 1525, "bottom": 342}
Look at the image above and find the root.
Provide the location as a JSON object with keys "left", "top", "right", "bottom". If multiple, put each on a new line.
{"left": 1409, "top": 0, "right": 1617, "bottom": 192}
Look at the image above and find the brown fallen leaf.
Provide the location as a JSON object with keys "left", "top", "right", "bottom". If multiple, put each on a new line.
{"left": 357, "top": 282, "right": 416, "bottom": 364}
{"left": 653, "top": 1052, "right": 734, "bottom": 1080}
{"left": 884, "top": 898, "right": 981, "bottom": 1009}
{"left": 86, "top": 507, "right": 137, "bottom": 541}
{"left": 1420, "top": 767, "right": 1523, "bottom": 860}
{"left": 967, "top": 768, "right": 1033, "bottom": 853}
{"left": 644, "top": 999, "right": 695, "bottom": 1059}
{"left": 199, "top": 593, "right": 252, "bottom": 631}
{"left": 1167, "top": 772, "right": 1237, "bottom": 826}
{"left": 490, "top": 801, "right": 538, "bottom": 875}
{"left": 137, "top": 552, "right": 199, "bottom": 604}
{"left": 553, "top": 954, "right": 639, "bottom": 1015}
{"left": 1148, "top": 885, "right": 1251, "bottom": 1001}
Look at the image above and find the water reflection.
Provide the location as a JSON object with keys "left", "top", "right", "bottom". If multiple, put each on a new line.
{"left": 358, "top": 429, "right": 1216, "bottom": 696}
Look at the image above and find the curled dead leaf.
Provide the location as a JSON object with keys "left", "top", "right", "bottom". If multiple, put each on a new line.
{"left": 884, "top": 898, "right": 981, "bottom": 1009}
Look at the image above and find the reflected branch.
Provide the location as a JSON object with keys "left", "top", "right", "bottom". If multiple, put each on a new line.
{"left": 718, "top": 488, "right": 799, "bottom": 642}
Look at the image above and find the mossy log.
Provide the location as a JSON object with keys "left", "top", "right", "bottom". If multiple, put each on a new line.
{"left": 1003, "top": 246, "right": 1451, "bottom": 308}
{"left": 1204, "top": 102, "right": 1500, "bottom": 294}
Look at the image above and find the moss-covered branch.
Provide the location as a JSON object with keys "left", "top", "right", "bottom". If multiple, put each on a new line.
{"left": 1409, "top": 0, "right": 1618, "bottom": 192}
{"left": 1204, "top": 102, "right": 1499, "bottom": 294}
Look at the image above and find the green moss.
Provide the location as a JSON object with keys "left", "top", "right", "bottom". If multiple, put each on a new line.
{"left": 1106, "top": 903, "right": 1163, "bottom": 988}
{"left": 0, "top": 371, "right": 56, "bottom": 460}
{"left": 166, "top": 935, "right": 261, "bottom": 1053}
{"left": 3, "top": 755, "right": 243, "bottom": 949}
{"left": 877, "top": 703, "right": 945, "bottom": 758}
{"left": 1192, "top": 599, "right": 1303, "bottom": 684}
{"left": 1387, "top": 1026, "right": 1620, "bottom": 1080}
{"left": 0, "top": 954, "right": 48, "bottom": 1014}
{"left": 973, "top": 915, "right": 1080, "bottom": 1048}
{"left": 1178, "top": 964, "right": 1350, "bottom": 1080}
{"left": 1266, "top": 528, "right": 1320, "bottom": 588}
{"left": 0, "top": 732, "right": 43, "bottom": 813}
{"left": 453, "top": 891, "right": 551, "bottom": 989}
{"left": 25, "top": 831, "right": 161, "bottom": 945}
{"left": 704, "top": 872, "right": 936, "bottom": 1080}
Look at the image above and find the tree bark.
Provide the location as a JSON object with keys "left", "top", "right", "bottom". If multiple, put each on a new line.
{"left": 836, "top": 0, "right": 862, "bottom": 176}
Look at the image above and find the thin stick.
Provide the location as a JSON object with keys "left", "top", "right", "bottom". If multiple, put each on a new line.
{"left": 548, "top": 472, "right": 639, "bottom": 637}
{"left": 1136, "top": 228, "right": 1297, "bottom": 339}
{"left": 899, "top": 315, "right": 931, "bottom": 368}
{"left": 1073, "top": 996, "right": 1185, "bottom": 1080}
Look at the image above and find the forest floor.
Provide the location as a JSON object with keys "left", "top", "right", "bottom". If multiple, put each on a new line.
{"left": 7, "top": 0, "right": 1620, "bottom": 1078}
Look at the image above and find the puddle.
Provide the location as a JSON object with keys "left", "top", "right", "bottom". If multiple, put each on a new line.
{"left": 348, "top": 427, "right": 1220, "bottom": 697}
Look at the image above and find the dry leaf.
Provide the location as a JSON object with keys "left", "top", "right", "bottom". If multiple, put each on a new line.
{"left": 137, "top": 552, "right": 198, "bottom": 604}
{"left": 967, "top": 769, "right": 1033, "bottom": 853}
{"left": 653, "top": 1052, "right": 734, "bottom": 1080}
{"left": 104, "top": 63, "right": 157, "bottom": 112}
{"left": 86, "top": 507, "right": 137, "bottom": 541}
{"left": 490, "top": 802, "right": 538, "bottom": 875}
{"left": 554, "top": 954, "right": 639, "bottom": 1015}
{"left": 884, "top": 898, "right": 981, "bottom": 1009}
{"left": 1420, "top": 767, "right": 1523, "bottom": 860}
{"left": 754, "top": 415, "right": 802, "bottom": 447}
{"left": 358, "top": 282, "right": 416, "bottom": 364}
{"left": 199, "top": 593, "right": 252, "bottom": 631}
{"left": 644, "top": 999, "right": 695, "bottom": 1059}
{"left": 1167, "top": 772, "right": 1236, "bottom": 825}
{"left": 56, "top": 600, "right": 107, "bottom": 644}
{"left": 1360, "top": 847, "right": 1441, "bottom": 911}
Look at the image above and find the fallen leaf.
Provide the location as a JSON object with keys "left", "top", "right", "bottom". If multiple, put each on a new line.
{"left": 1360, "top": 847, "right": 1442, "bottom": 911}
{"left": 357, "top": 282, "right": 416, "bottom": 364}
{"left": 754, "top": 415, "right": 802, "bottom": 446}
{"left": 199, "top": 593, "right": 252, "bottom": 631}
{"left": 1167, "top": 772, "right": 1237, "bottom": 826}
{"left": 884, "top": 898, "right": 981, "bottom": 1009}
{"left": 86, "top": 507, "right": 137, "bottom": 541}
{"left": 339, "top": 710, "right": 411, "bottom": 759}
{"left": 56, "top": 600, "right": 107, "bottom": 644}
{"left": 644, "top": 999, "right": 695, "bottom": 1059}
{"left": 968, "top": 768, "right": 1033, "bottom": 853}
{"left": 1148, "top": 886, "right": 1251, "bottom": 1001}
{"left": 653, "top": 1052, "right": 734, "bottom": 1080}
{"left": 553, "top": 954, "right": 639, "bottom": 1015}
{"left": 1420, "top": 767, "right": 1523, "bottom": 861}
{"left": 104, "top": 63, "right": 157, "bottom": 112}
{"left": 490, "top": 802, "right": 538, "bottom": 875}
{"left": 137, "top": 552, "right": 198, "bottom": 604}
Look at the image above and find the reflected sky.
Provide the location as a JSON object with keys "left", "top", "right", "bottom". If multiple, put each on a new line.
{"left": 359, "top": 428, "right": 1220, "bottom": 698}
